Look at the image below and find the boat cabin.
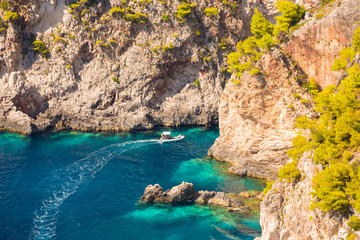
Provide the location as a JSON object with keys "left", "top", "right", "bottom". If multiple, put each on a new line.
{"left": 161, "top": 132, "right": 172, "bottom": 140}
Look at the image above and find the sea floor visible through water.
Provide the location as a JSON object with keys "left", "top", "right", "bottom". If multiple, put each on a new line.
{"left": 0, "top": 127, "right": 265, "bottom": 240}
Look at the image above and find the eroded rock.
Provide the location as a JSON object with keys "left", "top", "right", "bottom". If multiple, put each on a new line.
{"left": 208, "top": 50, "right": 316, "bottom": 180}
{"left": 140, "top": 182, "right": 248, "bottom": 211}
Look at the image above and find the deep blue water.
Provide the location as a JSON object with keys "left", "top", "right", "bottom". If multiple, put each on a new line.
{"left": 0, "top": 127, "right": 265, "bottom": 240}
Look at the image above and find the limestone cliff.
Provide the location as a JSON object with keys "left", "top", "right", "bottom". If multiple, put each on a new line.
{"left": 256, "top": 152, "right": 353, "bottom": 240}
{"left": 209, "top": 0, "right": 360, "bottom": 238}
{"left": 0, "top": 0, "right": 286, "bottom": 134}
{"left": 208, "top": 49, "right": 315, "bottom": 180}
{"left": 286, "top": 0, "right": 360, "bottom": 89}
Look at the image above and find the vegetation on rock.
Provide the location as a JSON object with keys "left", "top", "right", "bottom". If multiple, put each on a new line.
{"left": 283, "top": 27, "right": 360, "bottom": 215}
{"left": 175, "top": 2, "right": 195, "bottom": 21}
{"left": 3, "top": 11, "right": 18, "bottom": 22}
{"left": 227, "top": 1, "right": 305, "bottom": 81}
{"left": 203, "top": 7, "right": 219, "bottom": 17}
{"left": 273, "top": 1, "right": 305, "bottom": 39}
{"left": 33, "top": 41, "right": 50, "bottom": 58}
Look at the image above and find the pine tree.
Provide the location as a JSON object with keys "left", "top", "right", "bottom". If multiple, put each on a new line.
{"left": 250, "top": 8, "right": 274, "bottom": 39}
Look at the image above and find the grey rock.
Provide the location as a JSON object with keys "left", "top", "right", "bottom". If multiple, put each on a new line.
{"left": 227, "top": 166, "right": 247, "bottom": 177}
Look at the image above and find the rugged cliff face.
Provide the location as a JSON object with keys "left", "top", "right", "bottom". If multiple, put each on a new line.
{"left": 286, "top": 0, "right": 360, "bottom": 89}
{"left": 257, "top": 152, "right": 352, "bottom": 240}
{"left": 209, "top": 0, "right": 360, "bottom": 238}
{"left": 208, "top": 49, "right": 315, "bottom": 180}
{"left": 0, "top": 0, "right": 287, "bottom": 134}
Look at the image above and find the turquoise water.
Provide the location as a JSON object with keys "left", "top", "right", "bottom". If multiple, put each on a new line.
{"left": 0, "top": 127, "right": 265, "bottom": 240}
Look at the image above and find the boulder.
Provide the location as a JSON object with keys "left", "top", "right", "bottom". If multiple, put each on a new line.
{"left": 140, "top": 184, "right": 164, "bottom": 202}
{"left": 163, "top": 182, "right": 196, "bottom": 202}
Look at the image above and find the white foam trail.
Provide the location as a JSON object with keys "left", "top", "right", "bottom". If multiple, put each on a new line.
{"left": 30, "top": 139, "right": 160, "bottom": 240}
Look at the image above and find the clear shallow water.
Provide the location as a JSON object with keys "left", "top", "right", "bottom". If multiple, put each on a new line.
{"left": 0, "top": 127, "right": 265, "bottom": 240}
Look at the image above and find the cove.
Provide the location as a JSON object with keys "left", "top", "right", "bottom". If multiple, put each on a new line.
{"left": 0, "top": 127, "right": 265, "bottom": 240}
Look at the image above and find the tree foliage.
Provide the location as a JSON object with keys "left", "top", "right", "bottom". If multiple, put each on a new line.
{"left": 33, "top": 40, "right": 50, "bottom": 58}
{"left": 286, "top": 27, "right": 360, "bottom": 215}
{"left": 227, "top": 1, "right": 304, "bottom": 80}
{"left": 250, "top": 8, "right": 274, "bottom": 39}
{"left": 311, "top": 162, "right": 352, "bottom": 213}
{"left": 278, "top": 160, "right": 301, "bottom": 182}
{"left": 274, "top": 1, "right": 305, "bottom": 38}
{"left": 203, "top": 7, "right": 219, "bottom": 17}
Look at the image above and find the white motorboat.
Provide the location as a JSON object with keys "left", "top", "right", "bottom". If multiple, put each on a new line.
{"left": 159, "top": 132, "right": 185, "bottom": 142}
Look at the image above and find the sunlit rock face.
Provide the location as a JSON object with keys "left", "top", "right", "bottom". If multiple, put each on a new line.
{"left": 209, "top": 50, "right": 315, "bottom": 180}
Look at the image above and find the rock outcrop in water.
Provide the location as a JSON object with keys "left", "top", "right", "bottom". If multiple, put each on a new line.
{"left": 140, "top": 182, "right": 249, "bottom": 210}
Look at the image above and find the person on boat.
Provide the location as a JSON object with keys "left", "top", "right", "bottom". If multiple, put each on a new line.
{"left": 161, "top": 133, "right": 165, "bottom": 140}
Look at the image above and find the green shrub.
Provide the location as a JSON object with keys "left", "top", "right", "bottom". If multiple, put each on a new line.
{"left": 348, "top": 215, "right": 360, "bottom": 231}
{"left": 193, "top": 79, "right": 200, "bottom": 88}
{"left": 331, "top": 47, "right": 356, "bottom": 71}
{"left": 311, "top": 162, "right": 352, "bottom": 213}
{"left": 0, "top": 1, "right": 11, "bottom": 10}
{"left": 274, "top": 1, "right": 306, "bottom": 38}
{"left": 162, "top": 43, "right": 174, "bottom": 52}
{"left": 227, "top": 8, "right": 275, "bottom": 78}
{"left": 109, "top": 7, "right": 125, "bottom": 17}
{"left": 347, "top": 233, "right": 357, "bottom": 240}
{"left": 303, "top": 77, "right": 320, "bottom": 96}
{"left": 126, "top": 12, "right": 148, "bottom": 23}
{"left": 352, "top": 27, "right": 360, "bottom": 52}
{"left": 263, "top": 181, "right": 275, "bottom": 196}
{"left": 278, "top": 161, "right": 301, "bottom": 182}
{"left": 176, "top": 2, "right": 195, "bottom": 20}
{"left": 203, "top": 7, "right": 219, "bottom": 17}
{"left": 250, "top": 8, "right": 274, "bottom": 39}
{"left": 218, "top": 38, "right": 229, "bottom": 50}
{"left": 33, "top": 40, "right": 50, "bottom": 58}
{"left": 315, "top": 13, "right": 325, "bottom": 20}
{"left": 321, "top": 0, "right": 335, "bottom": 5}
{"left": 53, "top": 37, "right": 68, "bottom": 45}
{"left": 300, "top": 98, "right": 309, "bottom": 104}
{"left": 162, "top": 14, "right": 170, "bottom": 22}
{"left": 3, "top": 11, "right": 18, "bottom": 22}
{"left": 293, "top": 92, "right": 300, "bottom": 98}
{"left": 249, "top": 68, "right": 260, "bottom": 75}
{"left": 112, "top": 77, "right": 119, "bottom": 83}
{"left": 95, "top": 40, "right": 104, "bottom": 45}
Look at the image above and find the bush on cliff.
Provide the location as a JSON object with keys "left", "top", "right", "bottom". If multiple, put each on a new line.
{"left": 176, "top": 2, "right": 195, "bottom": 21}
{"left": 33, "top": 40, "right": 50, "bottom": 58}
{"left": 348, "top": 215, "right": 360, "bottom": 231}
{"left": 274, "top": 1, "right": 305, "bottom": 39}
{"left": 286, "top": 26, "right": 360, "bottom": 215}
{"left": 227, "top": 7, "right": 275, "bottom": 79}
{"left": 250, "top": 8, "right": 274, "bottom": 39}
{"left": 227, "top": 1, "right": 304, "bottom": 80}
{"left": 203, "top": 7, "right": 219, "bottom": 17}
{"left": 311, "top": 162, "right": 352, "bottom": 213}
{"left": 278, "top": 160, "right": 301, "bottom": 182}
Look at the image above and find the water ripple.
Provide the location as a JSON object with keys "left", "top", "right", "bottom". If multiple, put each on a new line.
{"left": 30, "top": 139, "right": 160, "bottom": 240}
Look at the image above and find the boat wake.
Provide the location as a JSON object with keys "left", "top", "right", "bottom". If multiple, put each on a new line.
{"left": 30, "top": 139, "right": 160, "bottom": 240}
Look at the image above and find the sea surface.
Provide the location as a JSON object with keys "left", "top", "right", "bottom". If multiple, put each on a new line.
{"left": 0, "top": 127, "right": 265, "bottom": 240}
